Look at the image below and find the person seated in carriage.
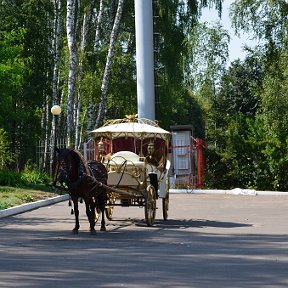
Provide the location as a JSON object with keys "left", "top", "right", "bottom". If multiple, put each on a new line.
{"left": 96, "top": 139, "right": 111, "bottom": 163}
{"left": 145, "top": 141, "right": 165, "bottom": 171}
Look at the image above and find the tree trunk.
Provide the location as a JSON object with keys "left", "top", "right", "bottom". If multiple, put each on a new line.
{"left": 74, "top": 13, "right": 86, "bottom": 149}
{"left": 85, "top": 0, "right": 104, "bottom": 135}
{"left": 43, "top": 93, "right": 49, "bottom": 172}
{"left": 75, "top": 2, "right": 95, "bottom": 149}
{"left": 93, "top": 0, "right": 104, "bottom": 52}
{"left": 50, "top": 0, "right": 62, "bottom": 173}
{"left": 66, "top": 0, "right": 78, "bottom": 147}
{"left": 95, "top": 0, "right": 124, "bottom": 128}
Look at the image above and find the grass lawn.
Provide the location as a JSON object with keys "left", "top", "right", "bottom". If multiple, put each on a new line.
{"left": 0, "top": 185, "right": 62, "bottom": 210}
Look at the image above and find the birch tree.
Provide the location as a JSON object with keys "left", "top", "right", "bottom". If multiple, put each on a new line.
{"left": 75, "top": 1, "right": 99, "bottom": 149}
{"left": 95, "top": 0, "right": 125, "bottom": 128}
{"left": 86, "top": 0, "right": 105, "bottom": 136}
{"left": 49, "top": 0, "right": 62, "bottom": 172}
{"left": 66, "top": 0, "right": 78, "bottom": 147}
{"left": 94, "top": 0, "right": 105, "bottom": 52}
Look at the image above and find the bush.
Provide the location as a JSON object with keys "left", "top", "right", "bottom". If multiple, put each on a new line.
{"left": 20, "top": 160, "right": 51, "bottom": 185}
{"left": 0, "top": 169, "right": 23, "bottom": 186}
{"left": 0, "top": 164, "right": 51, "bottom": 187}
{"left": 21, "top": 169, "right": 51, "bottom": 185}
{"left": 0, "top": 128, "right": 15, "bottom": 169}
{"left": 204, "top": 147, "right": 239, "bottom": 189}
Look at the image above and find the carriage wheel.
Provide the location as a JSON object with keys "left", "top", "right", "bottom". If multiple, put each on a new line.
{"left": 105, "top": 192, "right": 116, "bottom": 220}
{"left": 162, "top": 180, "right": 170, "bottom": 220}
{"left": 145, "top": 185, "right": 157, "bottom": 227}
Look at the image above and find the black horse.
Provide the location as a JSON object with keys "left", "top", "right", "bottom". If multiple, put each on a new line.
{"left": 52, "top": 147, "right": 108, "bottom": 234}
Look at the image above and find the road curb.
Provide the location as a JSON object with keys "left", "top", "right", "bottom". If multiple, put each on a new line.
{"left": 170, "top": 189, "right": 288, "bottom": 196}
{"left": 0, "top": 194, "right": 69, "bottom": 219}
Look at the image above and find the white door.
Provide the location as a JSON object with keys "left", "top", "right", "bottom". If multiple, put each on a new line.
{"left": 172, "top": 131, "right": 191, "bottom": 175}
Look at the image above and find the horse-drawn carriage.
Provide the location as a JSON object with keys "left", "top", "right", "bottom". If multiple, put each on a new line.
{"left": 52, "top": 116, "right": 171, "bottom": 233}
{"left": 90, "top": 116, "right": 171, "bottom": 227}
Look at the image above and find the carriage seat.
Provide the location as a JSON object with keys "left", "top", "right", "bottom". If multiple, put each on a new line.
{"left": 109, "top": 151, "right": 144, "bottom": 166}
{"left": 106, "top": 151, "right": 144, "bottom": 186}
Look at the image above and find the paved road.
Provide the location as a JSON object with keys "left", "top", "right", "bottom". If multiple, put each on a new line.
{"left": 1, "top": 193, "right": 288, "bottom": 288}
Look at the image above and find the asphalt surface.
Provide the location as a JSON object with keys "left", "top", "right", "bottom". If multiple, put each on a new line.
{"left": 1, "top": 193, "right": 288, "bottom": 288}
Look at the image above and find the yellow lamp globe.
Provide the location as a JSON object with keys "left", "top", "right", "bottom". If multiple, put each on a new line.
{"left": 51, "top": 105, "right": 61, "bottom": 116}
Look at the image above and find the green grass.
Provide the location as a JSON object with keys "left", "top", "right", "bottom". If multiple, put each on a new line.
{"left": 0, "top": 184, "right": 62, "bottom": 210}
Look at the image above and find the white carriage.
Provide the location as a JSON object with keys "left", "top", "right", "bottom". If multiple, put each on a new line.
{"left": 90, "top": 116, "right": 171, "bottom": 226}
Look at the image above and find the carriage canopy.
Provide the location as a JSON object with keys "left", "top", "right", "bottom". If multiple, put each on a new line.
{"left": 90, "top": 117, "right": 170, "bottom": 140}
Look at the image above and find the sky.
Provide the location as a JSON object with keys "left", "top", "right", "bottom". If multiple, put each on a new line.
{"left": 200, "top": 0, "right": 256, "bottom": 63}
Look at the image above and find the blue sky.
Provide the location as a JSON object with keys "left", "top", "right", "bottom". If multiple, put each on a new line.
{"left": 200, "top": 0, "right": 256, "bottom": 63}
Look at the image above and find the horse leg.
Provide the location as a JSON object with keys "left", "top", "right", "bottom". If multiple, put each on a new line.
{"left": 99, "top": 194, "right": 106, "bottom": 231}
{"left": 72, "top": 197, "right": 80, "bottom": 234}
{"left": 85, "top": 200, "right": 96, "bottom": 234}
{"left": 100, "top": 208, "right": 106, "bottom": 231}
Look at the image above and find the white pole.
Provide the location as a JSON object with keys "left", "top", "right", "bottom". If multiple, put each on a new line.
{"left": 134, "top": 0, "right": 155, "bottom": 120}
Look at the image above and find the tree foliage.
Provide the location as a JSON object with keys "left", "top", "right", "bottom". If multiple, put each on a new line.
{"left": 205, "top": 0, "right": 288, "bottom": 190}
{"left": 185, "top": 22, "right": 230, "bottom": 91}
{"left": 1, "top": 0, "right": 222, "bottom": 171}
{"left": 8, "top": 0, "right": 288, "bottom": 192}
{"left": 0, "top": 129, "right": 15, "bottom": 169}
{"left": 0, "top": 0, "right": 52, "bottom": 169}
{"left": 230, "top": 0, "right": 288, "bottom": 46}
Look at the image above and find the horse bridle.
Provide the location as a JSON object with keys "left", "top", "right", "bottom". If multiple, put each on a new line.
{"left": 53, "top": 149, "right": 81, "bottom": 190}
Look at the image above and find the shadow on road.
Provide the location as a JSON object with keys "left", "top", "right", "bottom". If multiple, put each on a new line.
{"left": 0, "top": 199, "right": 288, "bottom": 288}
{"left": 133, "top": 218, "right": 252, "bottom": 229}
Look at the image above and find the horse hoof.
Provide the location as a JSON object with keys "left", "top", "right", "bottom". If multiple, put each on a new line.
{"left": 72, "top": 229, "right": 79, "bottom": 234}
{"left": 100, "top": 226, "right": 106, "bottom": 231}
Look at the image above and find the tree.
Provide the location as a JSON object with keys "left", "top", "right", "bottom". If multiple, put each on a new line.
{"left": 0, "top": 28, "right": 28, "bottom": 138}
{"left": 0, "top": 129, "right": 15, "bottom": 169}
{"left": 212, "top": 55, "right": 263, "bottom": 139}
{"left": 75, "top": 1, "right": 96, "bottom": 149}
{"left": 0, "top": 0, "right": 54, "bottom": 170}
{"left": 228, "top": 0, "right": 288, "bottom": 190}
{"left": 182, "top": 21, "right": 230, "bottom": 140}
{"left": 258, "top": 49, "right": 288, "bottom": 190}
{"left": 0, "top": 0, "right": 225, "bottom": 173}
{"left": 185, "top": 22, "right": 230, "bottom": 92}
{"left": 205, "top": 55, "right": 264, "bottom": 189}
{"left": 152, "top": 0, "right": 223, "bottom": 130}
{"left": 66, "top": 0, "right": 78, "bottom": 147}
{"left": 95, "top": 0, "right": 125, "bottom": 128}
{"left": 49, "top": 0, "right": 63, "bottom": 170}
{"left": 231, "top": 0, "right": 288, "bottom": 48}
